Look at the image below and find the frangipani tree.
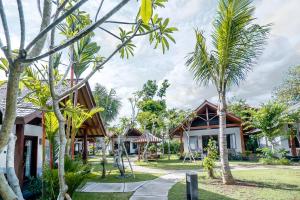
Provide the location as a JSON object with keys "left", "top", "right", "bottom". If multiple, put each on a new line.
{"left": 186, "top": 0, "right": 270, "bottom": 184}
{"left": 0, "top": 0, "right": 177, "bottom": 199}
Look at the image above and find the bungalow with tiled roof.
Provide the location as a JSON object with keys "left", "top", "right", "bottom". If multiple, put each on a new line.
{"left": 0, "top": 81, "right": 106, "bottom": 186}
{"left": 170, "top": 100, "right": 245, "bottom": 157}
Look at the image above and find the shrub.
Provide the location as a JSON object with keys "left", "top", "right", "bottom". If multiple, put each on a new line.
{"left": 276, "top": 158, "right": 290, "bottom": 165}
{"left": 202, "top": 139, "right": 218, "bottom": 178}
{"left": 277, "top": 148, "right": 289, "bottom": 159}
{"left": 259, "top": 158, "right": 290, "bottom": 165}
{"left": 42, "top": 157, "right": 91, "bottom": 199}
{"left": 162, "top": 140, "right": 181, "bottom": 154}
{"left": 257, "top": 147, "right": 274, "bottom": 159}
{"left": 27, "top": 176, "right": 42, "bottom": 199}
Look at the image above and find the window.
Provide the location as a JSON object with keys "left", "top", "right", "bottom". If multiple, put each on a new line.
{"left": 189, "top": 136, "right": 198, "bottom": 151}
{"left": 132, "top": 143, "right": 137, "bottom": 149}
{"left": 226, "top": 134, "right": 236, "bottom": 149}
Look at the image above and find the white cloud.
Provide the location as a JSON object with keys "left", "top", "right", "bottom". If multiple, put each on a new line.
{"left": 1, "top": 0, "right": 299, "bottom": 122}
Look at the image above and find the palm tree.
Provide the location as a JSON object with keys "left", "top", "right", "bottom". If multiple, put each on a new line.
{"left": 93, "top": 84, "right": 122, "bottom": 126}
{"left": 186, "top": 0, "right": 270, "bottom": 184}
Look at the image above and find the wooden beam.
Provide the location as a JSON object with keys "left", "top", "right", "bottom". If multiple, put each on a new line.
{"left": 206, "top": 106, "right": 209, "bottom": 126}
{"left": 240, "top": 127, "right": 245, "bottom": 153}
{"left": 82, "top": 130, "right": 88, "bottom": 163}
{"left": 190, "top": 124, "right": 241, "bottom": 130}
{"left": 15, "top": 124, "right": 25, "bottom": 187}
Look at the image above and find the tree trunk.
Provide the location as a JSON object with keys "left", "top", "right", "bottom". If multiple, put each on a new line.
{"left": 218, "top": 92, "right": 235, "bottom": 184}
{"left": 208, "top": 168, "right": 214, "bottom": 179}
{"left": 6, "top": 133, "right": 23, "bottom": 199}
{"left": 53, "top": 101, "right": 69, "bottom": 200}
{"left": 142, "top": 132, "right": 150, "bottom": 161}
{"left": 168, "top": 137, "right": 171, "bottom": 160}
{"left": 70, "top": 83, "right": 79, "bottom": 159}
{"left": 0, "top": 66, "right": 22, "bottom": 200}
{"left": 162, "top": 131, "right": 165, "bottom": 156}
{"left": 66, "top": 45, "right": 75, "bottom": 157}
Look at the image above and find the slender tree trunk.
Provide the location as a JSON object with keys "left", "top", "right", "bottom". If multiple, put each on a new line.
{"left": 142, "top": 132, "right": 150, "bottom": 161}
{"left": 162, "top": 131, "right": 165, "bottom": 156}
{"left": 48, "top": 38, "right": 70, "bottom": 200}
{"left": 6, "top": 133, "right": 23, "bottom": 199}
{"left": 218, "top": 92, "right": 234, "bottom": 184}
{"left": 55, "top": 109, "right": 70, "bottom": 200}
{"left": 0, "top": 66, "right": 22, "bottom": 200}
{"left": 66, "top": 45, "right": 75, "bottom": 157}
{"left": 71, "top": 79, "right": 79, "bottom": 159}
{"left": 168, "top": 137, "right": 171, "bottom": 160}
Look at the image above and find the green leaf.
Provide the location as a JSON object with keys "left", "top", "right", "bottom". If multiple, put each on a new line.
{"left": 140, "top": 0, "right": 153, "bottom": 24}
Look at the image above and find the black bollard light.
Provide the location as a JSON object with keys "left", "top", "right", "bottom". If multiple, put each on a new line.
{"left": 186, "top": 172, "right": 198, "bottom": 200}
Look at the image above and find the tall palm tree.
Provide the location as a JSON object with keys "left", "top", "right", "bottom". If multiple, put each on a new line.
{"left": 93, "top": 84, "right": 122, "bottom": 126}
{"left": 186, "top": 0, "right": 270, "bottom": 184}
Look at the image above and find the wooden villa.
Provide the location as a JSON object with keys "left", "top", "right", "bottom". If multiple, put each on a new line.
{"left": 109, "top": 128, "right": 143, "bottom": 154}
{"left": 170, "top": 100, "right": 245, "bottom": 157}
{"left": 133, "top": 132, "right": 162, "bottom": 160}
{"left": 0, "top": 81, "right": 106, "bottom": 186}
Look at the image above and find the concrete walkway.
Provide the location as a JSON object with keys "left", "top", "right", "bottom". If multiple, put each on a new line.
{"left": 78, "top": 181, "right": 148, "bottom": 193}
{"left": 129, "top": 173, "right": 184, "bottom": 200}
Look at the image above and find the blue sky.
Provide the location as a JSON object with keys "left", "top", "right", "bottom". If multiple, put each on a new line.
{"left": 1, "top": 0, "right": 300, "bottom": 121}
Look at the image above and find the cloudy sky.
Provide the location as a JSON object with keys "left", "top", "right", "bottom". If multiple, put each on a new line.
{"left": 1, "top": 0, "right": 300, "bottom": 122}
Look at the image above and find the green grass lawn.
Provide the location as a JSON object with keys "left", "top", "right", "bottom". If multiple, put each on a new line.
{"left": 135, "top": 155, "right": 202, "bottom": 170}
{"left": 73, "top": 192, "right": 132, "bottom": 200}
{"left": 169, "top": 169, "right": 300, "bottom": 200}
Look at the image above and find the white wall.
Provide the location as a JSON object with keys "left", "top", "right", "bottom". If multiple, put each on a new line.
{"left": 0, "top": 124, "right": 43, "bottom": 175}
{"left": 183, "top": 127, "right": 242, "bottom": 153}
{"left": 24, "top": 125, "right": 43, "bottom": 175}
{"left": 258, "top": 136, "right": 300, "bottom": 156}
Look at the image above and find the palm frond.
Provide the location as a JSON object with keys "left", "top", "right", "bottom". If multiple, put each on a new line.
{"left": 186, "top": 30, "right": 217, "bottom": 86}
{"left": 212, "top": 0, "right": 270, "bottom": 88}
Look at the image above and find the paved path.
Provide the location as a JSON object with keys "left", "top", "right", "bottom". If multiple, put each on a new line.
{"left": 77, "top": 181, "right": 148, "bottom": 193}
{"left": 129, "top": 173, "right": 184, "bottom": 200}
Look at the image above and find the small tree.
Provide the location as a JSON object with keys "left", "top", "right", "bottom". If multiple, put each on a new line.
{"left": 249, "top": 101, "right": 287, "bottom": 152}
{"left": 203, "top": 139, "right": 218, "bottom": 178}
{"left": 274, "top": 65, "right": 300, "bottom": 106}
{"left": 186, "top": 0, "right": 270, "bottom": 184}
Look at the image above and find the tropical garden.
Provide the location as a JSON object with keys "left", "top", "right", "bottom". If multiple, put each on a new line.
{"left": 0, "top": 0, "right": 299, "bottom": 200}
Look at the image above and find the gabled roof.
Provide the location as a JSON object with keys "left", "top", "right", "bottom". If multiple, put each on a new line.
{"left": 133, "top": 132, "right": 162, "bottom": 144}
{"left": 108, "top": 128, "right": 143, "bottom": 138}
{"left": 194, "top": 100, "right": 241, "bottom": 122}
{"left": 169, "top": 100, "right": 241, "bottom": 136}
{"left": 0, "top": 80, "right": 106, "bottom": 137}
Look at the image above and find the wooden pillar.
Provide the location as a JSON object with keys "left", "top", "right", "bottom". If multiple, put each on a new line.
{"left": 82, "top": 130, "right": 88, "bottom": 163}
{"left": 42, "top": 112, "right": 46, "bottom": 166}
{"left": 180, "top": 131, "right": 184, "bottom": 157}
{"left": 15, "top": 124, "right": 25, "bottom": 186}
{"left": 240, "top": 126, "right": 245, "bottom": 153}
{"left": 138, "top": 143, "right": 140, "bottom": 161}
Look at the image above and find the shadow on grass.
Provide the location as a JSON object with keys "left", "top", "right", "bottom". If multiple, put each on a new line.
{"left": 169, "top": 182, "right": 236, "bottom": 200}
{"left": 203, "top": 176, "right": 300, "bottom": 192}
{"left": 235, "top": 179, "right": 300, "bottom": 191}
